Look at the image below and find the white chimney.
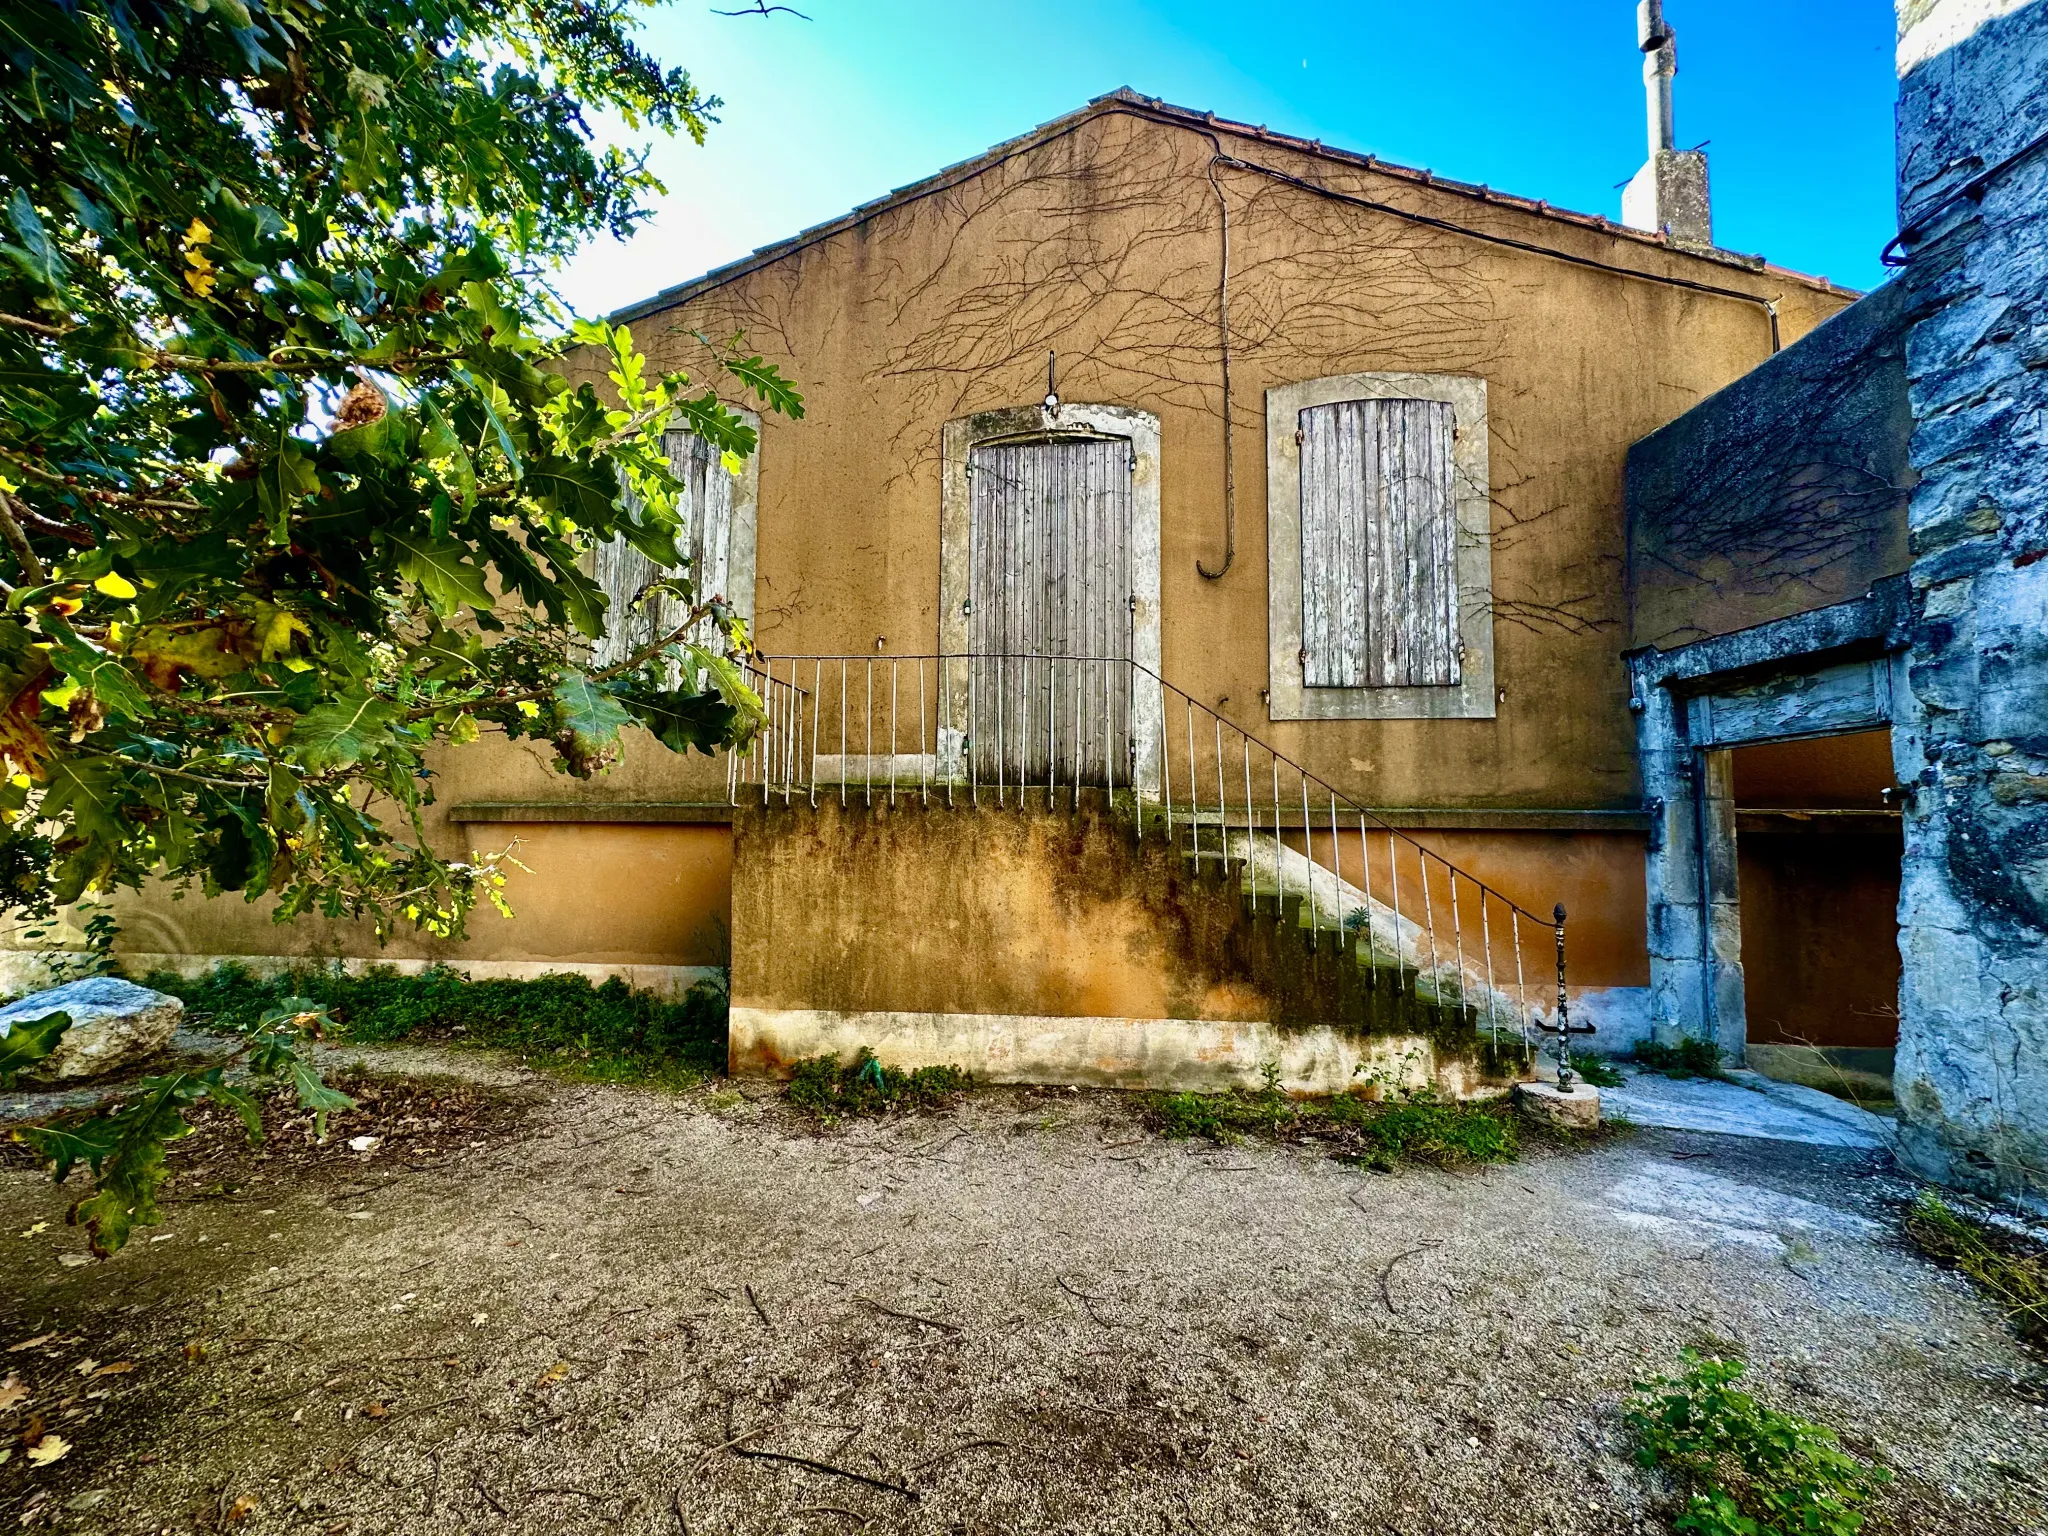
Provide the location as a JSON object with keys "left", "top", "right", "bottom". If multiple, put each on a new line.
{"left": 1621, "top": 0, "right": 1714, "bottom": 247}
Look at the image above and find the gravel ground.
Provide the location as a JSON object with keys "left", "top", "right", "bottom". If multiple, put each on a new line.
{"left": 0, "top": 1050, "right": 2043, "bottom": 1536}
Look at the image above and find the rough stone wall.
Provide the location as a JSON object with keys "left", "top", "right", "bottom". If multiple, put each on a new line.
{"left": 1626, "top": 278, "right": 1920, "bottom": 652}
{"left": 1892, "top": 0, "right": 2048, "bottom": 1202}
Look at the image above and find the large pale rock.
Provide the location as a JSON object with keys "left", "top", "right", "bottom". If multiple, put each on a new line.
{"left": 0, "top": 977, "right": 183, "bottom": 1083}
{"left": 1516, "top": 1080, "right": 1601, "bottom": 1130}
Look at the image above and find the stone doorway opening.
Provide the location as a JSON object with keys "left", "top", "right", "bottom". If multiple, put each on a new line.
{"left": 1729, "top": 728, "right": 1902, "bottom": 1111}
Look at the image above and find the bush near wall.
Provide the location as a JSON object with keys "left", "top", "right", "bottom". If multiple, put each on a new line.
{"left": 141, "top": 963, "right": 728, "bottom": 1086}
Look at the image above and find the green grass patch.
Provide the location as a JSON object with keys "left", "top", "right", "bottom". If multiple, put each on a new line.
{"left": 139, "top": 961, "right": 728, "bottom": 1088}
{"left": 1630, "top": 1035, "right": 1726, "bottom": 1079}
{"left": 1571, "top": 1055, "right": 1625, "bottom": 1088}
{"left": 784, "top": 1046, "right": 971, "bottom": 1123}
{"left": 1903, "top": 1189, "right": 2048, "bottom": 1350}
{"left": 1148, "top": 1065, "right": 1521, "bottom": 1172}
{"left": 1628, "top": 1349, "right": 1888, "bottom": 1536}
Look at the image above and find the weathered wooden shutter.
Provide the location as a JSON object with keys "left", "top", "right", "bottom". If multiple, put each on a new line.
{"left": 1299, "top": 397, "right": 1459, "bottom": 688}
{"left": 967, "top": 435, "right": 1133, "bottom": 784}
{"left": 594, "top": 430, "right": 735, "bottom": 672}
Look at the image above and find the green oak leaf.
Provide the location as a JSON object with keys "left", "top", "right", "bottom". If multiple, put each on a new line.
{"left": 287, "top": 693, "right": 402, "bottom": 770}
{"left": 0, "top": 1011, "right": 70, "bottom": 1086}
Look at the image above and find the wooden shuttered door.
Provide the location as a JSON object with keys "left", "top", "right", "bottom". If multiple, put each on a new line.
{"left": 967, "top": 435, "right": 1134, "bottom": 785}
{"left": 593, "top": 430, "right": 736, "bottom": 672}
{"left": 1298, "top": 397, "right": 1460, "bottom": 689}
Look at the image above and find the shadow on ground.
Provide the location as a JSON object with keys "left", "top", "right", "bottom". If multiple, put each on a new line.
{"left": 0, "top": 1041, "right": 2042, "bottom": 1535}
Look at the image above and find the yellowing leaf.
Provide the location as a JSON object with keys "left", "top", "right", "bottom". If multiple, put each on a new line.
{"left": 225, "top": 1494, "right": 257, "bottom": 1523}
{"left": 250, "top": 602, "right": 310, "bottom": 661}
{"left": 25, "top": 1433, "right": 69, "bottom": 1467}
{"left": 92, "top": 573, "right": 137, "bottom": 600}
{"left": 183, "top": 218, "right": 211, "bottom": 247}
{"left": 92, "top": 1360, "right": 135, "bottom": 1376}
{"left": 533, "top": 1361, "right": 569, "bottom": 1390}
{"left": 127, "top": 624, "right": 247, "bottom": 689}
{"left": 38, "top": 684, "right": 77, "bottom": 711}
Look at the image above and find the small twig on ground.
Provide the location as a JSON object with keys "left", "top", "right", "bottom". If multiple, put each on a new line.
{"left": 1378, "top": 1240, "right": 1444, "bottom": 1315}
{"left": 854, "top": 1295, "right": 961, "bottom": 1333}
{"left": 567, "top": 1121, "right": 653, "bottom": 1152}
{"left": 732, "top": 1448, "right": 917, "bottom": 1500}
{"left": 746, "top": 1284, "right": 774, "bottom": 1327}
{"left": 472, "top": 1475, "right": 508, "bottom": 1516}
{"left": 1054, "top": 1273, "right": 1122, "bottom": 1327}
{"left": 909, "top": 1438, "right": 1012, "bottom": 1475}
{"left": 690, "top": 1425, "right": 772, "bottom": 1477}
{"left": 672, "top": 1486, "right": 689, "bottom": 1533}
{"left": 321, "top": 1395, "right": 468, "bottom": 1476}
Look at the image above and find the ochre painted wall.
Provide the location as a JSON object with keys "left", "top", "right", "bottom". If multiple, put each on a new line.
{"left": 611, "top": 108, "right": 1851, "bottom": 816}
{"left": 1279, "top": 829, "right": 1649, "bottom": 992}
{"left": 1737, "top": 830, "right": 1902, "bottom": 1049}
{"left": 71, "top": 105, "right": 1852, "bottom": 986}
{"left": 101, "top": 821, "right": 732, "bottom": 974}
{"left": 1731, "top": 731, "right": 1901, "bottom": 1051}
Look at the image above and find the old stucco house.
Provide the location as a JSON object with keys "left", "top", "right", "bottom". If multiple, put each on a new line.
{"left": 64, "top": 75, "right": 1877, "bottom": 1099}
{"left": 15, "top": 0, "right": 2038, "bottom": 1204}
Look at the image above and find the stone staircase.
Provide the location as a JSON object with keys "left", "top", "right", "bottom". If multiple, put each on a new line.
{"left": 727, "top": 654, "right": 1554, "bottom": 1096}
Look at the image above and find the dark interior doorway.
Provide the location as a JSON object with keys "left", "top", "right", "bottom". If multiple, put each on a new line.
{"left": 1731, "top": 728, "right": 1900, "bottom": 1105}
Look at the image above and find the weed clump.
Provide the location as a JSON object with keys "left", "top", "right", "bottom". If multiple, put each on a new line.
{"left": 1903, "top": 1189, "right": 2048, "bottom": 1349}
{"left": 1571, "top": 1056, "right": 1625, "bottom": 1088}
{"left": 1148, "top": 1065, "right": 1519, "bottom": 1172}
{"left": 1630, "top": 1035, "right": 1725, "bottom": 1079}
{"left": 1628, "top": 1349, "right": 1888, "bottom": 1536}
{"left": 1327, "top": 1091, "right": 1518, "bottom": 1170}
{"left": 785, "top": 1047, "right": 971, "bottom": 1122}
{"left": 141, "top": 962, "right": 728, "bottom": 1087}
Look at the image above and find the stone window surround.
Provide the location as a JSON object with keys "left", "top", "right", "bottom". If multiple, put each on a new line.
{"left": 1265, "top": 372, "right": 1495, "bottom": 721}
{"left": 938, "top": 402, "right": 1163, "bottom": 793}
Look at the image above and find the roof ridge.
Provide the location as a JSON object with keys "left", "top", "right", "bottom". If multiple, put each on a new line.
{"left": 611, "top": 91, "right": 1847, "bottom": 325}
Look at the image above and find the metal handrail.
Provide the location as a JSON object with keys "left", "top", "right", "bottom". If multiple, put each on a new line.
{"left": 728, "top": 651, "right": 1562, "bottom": 1043}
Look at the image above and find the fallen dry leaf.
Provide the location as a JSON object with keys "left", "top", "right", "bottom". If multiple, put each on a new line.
{"left": 181, "top": 1341, "right": 207, "bottom": 1363}
{"left": 359, "top": 1402, "right": 389, "bottom": 1419}
{"left": 533, "top": 1361, "right": 570, "bottom": 1390}
{"left": 0, "top": 1375, "right": 26, "bottom": 1411}
{"left": 225, "top": 1493, "right": 257, "bottom": 1522}
{"left": 9, "top": 1334, "right": 54, "bottom": 1353}
{"left": 92, "top": 1361, "right": 135, "bottom": 1377}
{"left": 72, "top": 1360, "right": 96, "bottom": 1376}
{"left": 17, "top": 1222, "right": 47, "bottom": 1239}
{"left": 25, "top": 1433, "right": 69, "bottom": 1467}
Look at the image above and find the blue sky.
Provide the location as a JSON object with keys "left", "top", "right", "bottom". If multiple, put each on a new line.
{"left": 556, "top": 1, "right": 1901, "bottom": 319}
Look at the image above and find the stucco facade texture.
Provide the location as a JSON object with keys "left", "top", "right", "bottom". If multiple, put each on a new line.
{"left": 21, "top": 95, "right": 1854, "bottom": 1056}
{"left": 1891, "top": 0, "right": 2048, "bottom": 1202}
